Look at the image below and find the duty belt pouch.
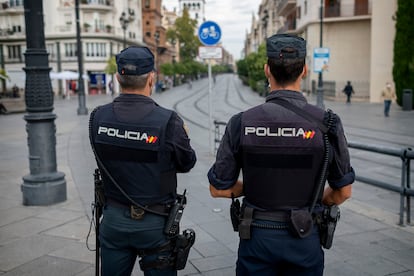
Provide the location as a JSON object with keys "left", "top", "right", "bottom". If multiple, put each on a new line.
{"left": 289, "top": 209, "right": 313, "bottom": 238}
{"left": 239, "top": 206, "right": 253, "bottom": 240}
{"left": 130, "top": 205, "right": 145, "bottom": 220}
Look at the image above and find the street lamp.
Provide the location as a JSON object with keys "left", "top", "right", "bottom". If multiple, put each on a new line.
{"left": 171, "top": 38, "right": 176, "bottom": 87}
{"left": 316, "top": 0, "right": 325, "bottom": 109}
{"left": 75, "top": 0, "right": 88, "bottom": 115}
{"left": 22, "top": 0, "right": 66, "bottom": 205}
{"left": 119, "top": 12, "right": 130, "bottom": 48}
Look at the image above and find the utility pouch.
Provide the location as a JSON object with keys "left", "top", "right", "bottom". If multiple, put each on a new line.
{"left": 230, "top": 195, "right": 241, "bottom": 232}
{"left": 174, "top": 228, "right": 196, "bottom": 270}
{"left": 239, "top": 206, "right": 253, "bottom": 240}
{"left": 318, "top": 205, "right": 340, "bottom": 249}
{"left": 131, "top": 206, "right": 145, "bottom": 220}
{"left": 289, "top": 209, "right": 314, "bottom": 238}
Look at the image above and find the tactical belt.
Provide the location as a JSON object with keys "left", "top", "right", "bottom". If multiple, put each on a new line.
{"left": 107, "top": 198, "right": 171, "bottom": 215}
{"left": 253, "top": 210, "right": 290, "bottom": 222}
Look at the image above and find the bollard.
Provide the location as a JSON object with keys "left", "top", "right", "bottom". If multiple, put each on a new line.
{"left": 402, "top": 89, "right": 413, "bottom": 111}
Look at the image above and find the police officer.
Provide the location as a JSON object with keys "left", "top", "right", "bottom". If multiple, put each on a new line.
{"left": 89, "top": 46, "right": 197, "bottom": 276}
{"left": 207, "top": 34, "right": 355, "bottom": 275}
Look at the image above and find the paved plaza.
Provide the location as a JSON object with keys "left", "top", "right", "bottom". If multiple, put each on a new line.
{"left": 0, "top": 74, "right": 413, "bottom": 275}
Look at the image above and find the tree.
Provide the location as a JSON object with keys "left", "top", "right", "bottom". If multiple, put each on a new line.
{"left": 392, "top": 0, "right": 414, "bottom": 106}
{"left": 104, "top": 56, "right": 117, "bottom": 75}
{"left": 245, "top": 43, "right": 267, "bottom": 91}
{"left": 168, "top": 7, "right": 200, "bottom": 62}
{"left": 0, "top": 68, "right": 10, "bottom": 93}
{"left": 160, "top": 63, "right": 175, "bottom": 76}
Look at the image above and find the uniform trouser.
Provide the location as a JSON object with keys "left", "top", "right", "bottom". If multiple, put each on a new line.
{"left": 236, "top": 222, "right": 324, "bottom": 276}
{"left": 384, "top": 100, "right": 391, "bottom": 116}
{"left": 99, "top": 205, "right": 176, "bottom": 276}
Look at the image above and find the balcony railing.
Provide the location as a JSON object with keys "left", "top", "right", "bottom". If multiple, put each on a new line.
{"left": 80, "top": 0, "right": 113, "bottom": 6}
{"left": 0, "top": 1, "right": 24, "bottom": 14}
{"left": 325, "top": 3, "right": 371, "bottom": 18}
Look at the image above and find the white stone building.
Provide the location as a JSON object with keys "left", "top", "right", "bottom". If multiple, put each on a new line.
{"left": 0, "top": 0, "right": 144, "bottom": 96}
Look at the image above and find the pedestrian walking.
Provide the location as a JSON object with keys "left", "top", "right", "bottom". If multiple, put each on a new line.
{"left": 108, "top": 79, "right": 114, "bottom": 97}
{"left": 381, "top": 81, "right": 397, "bottom": 117}
{"left": 342, "top": 80, "right": 355, "bottom": 104}
{"left": 207, "top": 34, "right": 355, "bottom": 276}
{"left": 89, "top": 46, "right": 197, "bottom": 276}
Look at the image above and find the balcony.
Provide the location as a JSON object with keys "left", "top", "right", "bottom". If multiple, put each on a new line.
{"left": 325, "top": 3, "right": 371, "bottom": 18}
{"left": 277, "top": 0, "right": 296, "bottom": 17}
{"left": 0, "top": 2, "right": 24, "bottom": 15}
{"left": 82, "top": 24, "right": 114, "bottom": 34}
{"left": 80, "top": 0, "right": 113, "bottom": 11}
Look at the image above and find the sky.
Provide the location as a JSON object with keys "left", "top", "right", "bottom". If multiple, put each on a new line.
{"left": 162, "top": 0, "right": 262, "bottom": 60}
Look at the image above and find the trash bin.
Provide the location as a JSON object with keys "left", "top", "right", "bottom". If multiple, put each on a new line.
{"left": 402, "top": 89, "right": 413, "bottom": 111}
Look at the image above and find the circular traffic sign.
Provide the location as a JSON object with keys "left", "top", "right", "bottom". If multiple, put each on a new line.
{"left": 198, "top": 21, "right": 221, "bottom": 46}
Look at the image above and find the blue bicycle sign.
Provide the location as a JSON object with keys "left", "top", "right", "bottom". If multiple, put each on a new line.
{"left": 198, "top": 21, "right": 221, "bottom": 46}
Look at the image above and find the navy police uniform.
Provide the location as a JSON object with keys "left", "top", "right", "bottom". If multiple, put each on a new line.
{"left": 207, "top": 35, "right": 355, "bottom": 275}
{"left": 90, "top": 46, "right": 196, "bottom": 276}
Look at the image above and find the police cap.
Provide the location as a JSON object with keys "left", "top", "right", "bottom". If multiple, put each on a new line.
{"left": 266, "top": 34, "right": 306, "bottom": 59}
{"left": 116, "top": 46, "right": 155, "bottom": 75}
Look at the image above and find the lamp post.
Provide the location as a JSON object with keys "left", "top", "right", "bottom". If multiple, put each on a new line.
{"left": 171, "top": 38, "right": 176, "bottom": 87}
{"left": 21, "top": 0, "right": 66, "bottom": 205}
{"left": 119, "top": 12, "right": 129, "bottom": 48}
{"left": 154, "top": 31, "right": 160, "bottom": 92}
{"left": 75, "top": 0, "right": 88, "bottom": 115}
{"left": 316, "top": 0, "right": 325, "bottom": 109}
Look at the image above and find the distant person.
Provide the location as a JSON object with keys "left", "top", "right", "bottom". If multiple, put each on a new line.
{"left": 12, "top": 84, "right": 19, "bottom": 98}
{"left": 342, "top": 81, "right": 354, "bottom": 104}
{"left": 70, "top": 80, "right": 77, "bottom": 95}
{"left": 108, "top": 79, "right": 114, "bottom": 97}
{"left": 381, "top": 81, "right": 397, "bottom": 117}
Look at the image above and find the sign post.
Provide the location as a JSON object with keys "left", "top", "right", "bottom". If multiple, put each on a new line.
{"left": 198, "top": 21, "right": 221, "bottom": 155}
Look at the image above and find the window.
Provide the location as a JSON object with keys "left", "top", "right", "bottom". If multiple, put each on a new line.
{"left": 46, "top": 43, "right": 56, "bottom": 60}
{"left": 9, "top": 0, "right": 23, "bottom": 7}
{"left": 297, "top": 6, "right": 301, "bottom": 19}
{"left": 7, "top": 45, "right": 21, "bottom": 60}
{"left": 12, "top": 25, "right": 21, "bottom": 33}
{"left": 64, "top": 13, "right": 72, "bottom": 25}
{"left": 95, "top": 18, "right": 104, "bottom": 31}
{"left": 325, "top": 0, "right": 340, "bottom": 17}
{"left": 85, "top": 42, "right": 107, "bottom": 57}
{"left": 64, "top": 43, "right": 77, "bottom": 57}
{"left": 145, "top": 0, "right": 150, "bottom": 8}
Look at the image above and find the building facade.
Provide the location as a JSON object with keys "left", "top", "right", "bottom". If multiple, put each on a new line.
{"left": 0, "top": 0, "right": 144, "bottom": 96}
{"left": 246, "top": 0, "right": 397, "bottom": 103}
